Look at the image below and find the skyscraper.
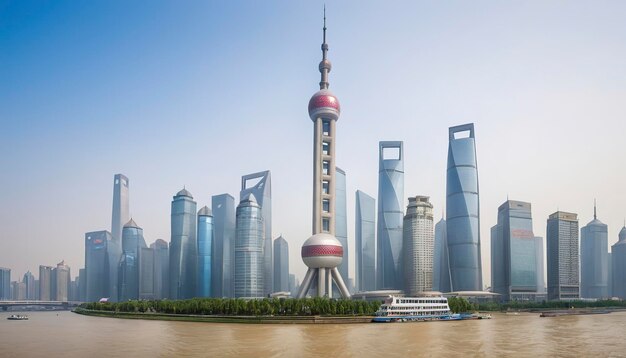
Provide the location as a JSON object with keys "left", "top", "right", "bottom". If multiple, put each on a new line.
{"left": 547, "top": 211, "right": 580, "bottom": 300}
{"left": 150, "top": 239, "right": 169, "bottom": 299}
{"left": 580, "top": 204, "right": 609, "bottom": 299}
{"left": 402, "top": 196, "right": 434, "bottom": 296}
{"left": 611, "top": 226, "right": 626, "bottom": 299}
{"left": 23, "top": 271, "right": 35, "bottom": 300}
{"left": 433, "top": 217, "right": 451, "bottom": 293}
{"left": 119, "top": 219, "right": 147, "bottom": 301}
{"left": 85, "top": 230, "right": 111, "bottom": 302}
{"left": 355, "top": 190, "right": 376, "bottom": 292}
{"left": 78, "top": 268, "right": 86, "bottom": 301}
{"left": 138, "top": 246, "right": 155, "bottom": 300}
{"left": 335, "top": 167, "right": 349, "bottom": 284}
{"left": 211, "top": 193, "right": 235, "bottom": 298}
{"left": 169, "top": 188, "right": 197, "bottom": 299}
{"left": 535, "top": 236, "right": 546, "bottom": 294}
{"left": 240, "top": 171, "right": 272, "bottom": 296}
{"left": 296, "top": 11, "right": 350, "bottom": 299}
{"left": 38, "top": 265, "right": 52, "bottom": 300}
{"left": 446, "top": 123, "right": 482, "bottom": 292}
{"left": 0, "top": 268, "right": 10, "bottom": 300}
{"left": 111, "top": 174, "right": 129, "bottom": 243}
{"left": 52, "top": 261, "right": 71, "bottom": 301}
{"left": 197, "top": 206, "right": 213, "bottom": 298}
{"left": 273, "top": 236, "right": 289, "bottom": 293}
{"left": 377, "top": 141, "right": 404, "bottom": 290}
{"left": 491, "top": 200, "right": 538, "bottom": 301}
{"left": 234, "top": 194, "right": 265, "bottom": 298}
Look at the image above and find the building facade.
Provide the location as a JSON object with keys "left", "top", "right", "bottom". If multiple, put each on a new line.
{"left": 433, "top": 217, "right": 451, "bottom": 293}
{"left": 234, "top": 194, "right": 265, "bottom": 298}
{"left": 491, "top": 200, "right": 538, "bottom": 301}
{"left": 376, "top": 141, "right": 404, "bottom": 290}
{"left": 111, "top": 174, "right": 129, "bottom": 243}
{"left": 22, "top": 271, "right": 35, "bottom": 300}
{"left": 169, "top": 188, "right": 197, "bottom": 299}
{"left": 38, "top": 265, "right": 52, "bottom": 300}
{"left": 547, "top": 211, "right": 580, "bottom": 300}
{"left": 273, "top": 236, "right": 289, "bottom": 293}
{"left": 335, "top": 167, "right": 349, "bottom": 285}
{"left": 0, "top": 268, "right": 10, "bottom": 300}
{"left": 119, "top": 219, "right": 147, "bottom": 301}
{"left": 52, "top": 261, "right": 71, "bottom": 301}
{"left": 355, "top": 190, "right": 376, "bottom": 292}
{"left": 138, "top": 246, "right": 155, "bottom": 300}
{"left": 150, "top": 239, "right": 169, "bottom": 299}
{"left": 535, "top": 236, "right": 545, "bottom": 294}
{"left": 580, "top": 205, "right": 609, "bottom": 299}
{"left": 402, "top": 196, "right": 434, "bottom": 296}
{"left": 197, "top": 206, "right": 213, "bottom": 298}
{"left": 611, "top": 226, "right": 626, "bottom": 299}
{"left": 446, "top": 123, "right": 482, "bottom": 292}
{"left": 85, "top": 230, "right": 111, "bottom": 302}
{"left": 211, "top": 193, "right": 235, "bottom": 298}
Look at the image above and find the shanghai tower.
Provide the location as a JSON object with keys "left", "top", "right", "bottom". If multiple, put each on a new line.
{"left": 446, "top": 123, "right": 482, "bottom": 291}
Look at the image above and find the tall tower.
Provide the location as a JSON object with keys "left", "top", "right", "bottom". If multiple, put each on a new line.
{"left": 111, "top": 174, "right": 129, "bottom": 243}
{"left": 355, "top": 190, "right": 376, "bottom": 292}
{"left": 169, "top": 188, "right": 198, "bottom": 299}
{"left": 297, "top": 9, "right": 350, "bottom": 299}
{"left": 197, "top": 206, "right": 213, "bottom": 298}
{"left": 402, "top": 196, "right": 434, "bottom": 296}
{"left": 234, "top": 194, "right": 265, "bottom": 298}
{"left": 547, "top": 211, "right": 580, "bottom": 300}
{"left": 211, "top": 193, "right": 236, "bottom": 298}
{"left": 580, "top": 202, "right": 609, "bottom": 299}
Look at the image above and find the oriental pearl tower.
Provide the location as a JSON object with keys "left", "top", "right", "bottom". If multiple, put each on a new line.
{"left": 296, "top": 9, "right": 351, "bottom": 299}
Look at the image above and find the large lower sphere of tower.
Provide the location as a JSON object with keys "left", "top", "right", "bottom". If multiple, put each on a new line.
{"left": 301, "top": 233, "right": 343, "bottom": 268}
{"left": 308, "top": 89, "right": 340, "bottom": 121}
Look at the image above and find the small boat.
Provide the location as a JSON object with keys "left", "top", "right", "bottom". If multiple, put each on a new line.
{"left": 7, "top": 314, "right": 29, "bottom": 321}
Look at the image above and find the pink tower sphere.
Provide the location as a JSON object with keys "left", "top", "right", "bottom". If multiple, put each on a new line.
{"left": 301, "top": 233, "right": 343, "bottom": 268}
{"left": 308, "top": 89, "right": 340, "bottom": 121}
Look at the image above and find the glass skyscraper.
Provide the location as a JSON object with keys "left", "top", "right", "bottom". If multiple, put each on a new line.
{"left": 23, "top": 271, "right": 35, "bottom": 300}
{"left": 234, "top": 193, "right": 265, "bottom": 298}
{"left": 446, "top": 123, "right": 482, "bottom": 292}
{"left": 402, "top": 196, "right": 434, "bottom": 296}
{"left": 273, "top": 236, "right": 289, "bottom": 293}
{"left": 612, "top": 226, "right": 626, "bottom": 299}
{"left": 211, "top": 193, "right": 235, "bottom": 298}
{"left": 240, "top": 171, "right": 272, "bottom": 296}
{"left": 433, "top": 217, "right": 451, "bottom": 293}
{"left": 377, "top": 141, "right": 404, "bottom": 290}
{"left": 491, "top": 200, "right": 538, "bottom": 302}
{"left": 535, "top": 236, "right": 546, "bottom": 294}
{"left": 197, "top": 206, "right": 213, "bottom": 298}
{"left": 52, "top": 261, "right": 70, "bottom": 301}
{"left": 38, "top": 265, "right": 52, "bottom": 300}
{"left": 150, "top": 239, "right": 169, "bottom": 299}
{"left": 335, "top": 167, "right": 349, "bottom": 286}
{"left": 0, "top": 268, "right": 10, "bottom": 300}
{"left": 547, "top": 211, "right": 580, "bottom": 300}
{"left": 580, "top": 205, "right": 609, "bottom": 299}
{"left": 119, "top": 219, "right": 147, "bottom": 301}
{"left": 111, "top": 174, "right": 129, "bottom": 243}
{"left": 355, "top": 190, "right": 376, "bottom": 292}
{"left": 84, "top": 230, "right": 111, "bottom": 302}
{"left": 169, "top": 188, "right": 197, "bottom": 299}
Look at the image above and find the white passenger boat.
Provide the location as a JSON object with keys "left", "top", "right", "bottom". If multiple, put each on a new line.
{"left": 372, "top": 296, "right": 460, "bottom": 323}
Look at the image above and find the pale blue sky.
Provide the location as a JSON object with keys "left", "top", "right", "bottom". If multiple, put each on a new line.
{"left": 1, "top": 1, "right": 625, "bottom": 286}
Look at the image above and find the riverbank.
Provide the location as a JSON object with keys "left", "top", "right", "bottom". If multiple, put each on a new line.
{"left": 73, "top": 307, "right": 374, "bottom": 324}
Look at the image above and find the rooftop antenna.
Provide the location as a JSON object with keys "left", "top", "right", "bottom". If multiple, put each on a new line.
{"left": 594, "top": 198, "right": 597, "bottom": 220}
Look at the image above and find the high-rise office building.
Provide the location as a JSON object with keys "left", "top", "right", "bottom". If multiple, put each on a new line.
{"left": 376, "top": 141, "right": 404, "bottom": 290}
{"left": 273, "top": 236, "right": 289, "bottom": 293}
{"left": 85, "top": 230, "right": 111, "bottom": 302}
{"left": 197, "top": 206, "right": 213, "bottom": 298}
{"left": 240, "top": 171, "right": 272, "bottom": 296}
{"left": 38, "top": 265, "right": 52, "bottom": 300}
{"left": 446, "top": 123, "right": 482, "bottom": 292}
{"left": 52, "top": 260, "right": 71, "bottom": 301}
{"left": 111, "top": 174, "right": 130, "bottom": 243}
{"left": 608, "top": 253, "right": 613, "bottom": 297}
{"left": 138, "top": 246, "right": 155, "bottom": 300}
{"left": 234, "top": 194, "right": 265, "bottom": 298}
{"left": 491, "top": 200, "right": 538, "bottom": 301}
{"left": 78, "top": 268, "right": 86, "bottom": 302}
{"left": 547, "top": 211, "right": 580, "bottom": 300}
{"left": 402, "top": 196, "right": 434, "bottom": 296}
{"left": 23, "top": 271, "right": 35, "bottom": 300}
{"left": 535, "top": 237, "right": 545, "bottom": 294}
{"left": 295, "top": 13, "right": 350, "bottom": 299}
{"left": 169, "top": 188, "right": 197, "bottom": 299}
{"left": 580, "top": 204, "right": 609, "bottom": 299}
{"left": 11, "top": 281, "right": 26, "bottom": 300}
{"left": 611, "top": 226, "right": 626, "bottom": 299}
{"left": 335, "top": 167, "right": 349, "bottom": 283}
{"left": 0, "top": 268, "right": 10, "bottom": 300}
{"left": 211, "top": 194, "right": 235, "bottom": 298}
{"left": 355, "top": 190, "right": 376, "bottom": 292}
{"left": 119, "top": 219, "right": 147, "bottom": 301}
{"left": 433, "top": 217, "right": 451, "bottom": 293}
{"left": 150, "top": 239, "right": 169, "bottom": 299}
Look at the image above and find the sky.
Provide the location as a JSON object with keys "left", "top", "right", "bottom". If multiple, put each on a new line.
{"left": 1, "top": 1, "right": 626, "bottom": 287}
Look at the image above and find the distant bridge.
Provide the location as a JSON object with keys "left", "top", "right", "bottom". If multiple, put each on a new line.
{"left": 0, "top": 300, "right": 83, "bottom": 310}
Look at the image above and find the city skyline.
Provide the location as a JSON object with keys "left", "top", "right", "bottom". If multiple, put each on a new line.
{"left": 2, "top": 2, "right": 626, "bottom": 286}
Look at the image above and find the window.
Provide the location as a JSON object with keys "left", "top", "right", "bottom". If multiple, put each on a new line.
{"left": 322, "top": 181, "right": 329, "bottom": 194}
{"left": 322, "top": 218, "right": 330, "bottom": 232}
{"left": 322, "top": 120, "right": 331, "bottom": 136}
{"left": 322, "top": 199, "right": 330, "bottom": 213}
{"left": 322, "top": 141, "right": 330, "bottom": 155}
{"left": 323, "top": 161, "right": 330, "bottom": 175}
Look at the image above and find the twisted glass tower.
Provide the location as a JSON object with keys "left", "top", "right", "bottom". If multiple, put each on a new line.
{"left": 446, "top": 123, "right": 482, "bottom": 291}
{"left": 377, "top": 141, "right": 404, "bottom": 290}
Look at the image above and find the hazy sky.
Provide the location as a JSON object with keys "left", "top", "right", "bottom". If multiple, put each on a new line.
{"left": 1, "top": 1, "right": 625, "bottom": 287}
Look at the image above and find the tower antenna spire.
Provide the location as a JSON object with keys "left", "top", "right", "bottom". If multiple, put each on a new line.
{"left": 319, "top": 5, "right": 331, "bottom": 89}
{"left": 594, "top": 198, "right": 597, "bottom": 220}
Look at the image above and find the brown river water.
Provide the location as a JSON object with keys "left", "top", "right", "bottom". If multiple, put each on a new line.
{"left": 1, "top": 310, "right": 626, "bottom": 357}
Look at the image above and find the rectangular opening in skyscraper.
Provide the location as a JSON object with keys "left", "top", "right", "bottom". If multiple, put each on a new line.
{"left": 453, "top": 130, "right": 471, "bottom": 139}
{"left": 382, "top": 147, "right": 400, "bottom": 160}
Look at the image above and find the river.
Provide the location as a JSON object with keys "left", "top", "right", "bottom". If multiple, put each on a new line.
{"left": 1, "top": 310, "right": 626, "bottom": 357}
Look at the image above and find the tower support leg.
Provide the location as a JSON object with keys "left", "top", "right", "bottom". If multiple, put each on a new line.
{"left": 318, "top": 268, "right": 326, "bottom": 297}
{"left": 331, "top": 267, "right": 351, "bottom": 298}
{"left": 297, "top": 268, "right": 316, "bottom": 299}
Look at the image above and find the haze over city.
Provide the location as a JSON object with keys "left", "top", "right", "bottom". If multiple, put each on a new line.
{"left": 2, "top": 0, "right": 626, "bottom": 287}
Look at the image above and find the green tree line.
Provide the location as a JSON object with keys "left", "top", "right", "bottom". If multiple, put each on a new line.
{"left": 478, "top": 299, "right": 626, "bottom": 311}
{"left": 447, "top": 297, "right": 478, "bottom": 313}
{"left": 80, "top": 297, "right": 381, "bottom": 316}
